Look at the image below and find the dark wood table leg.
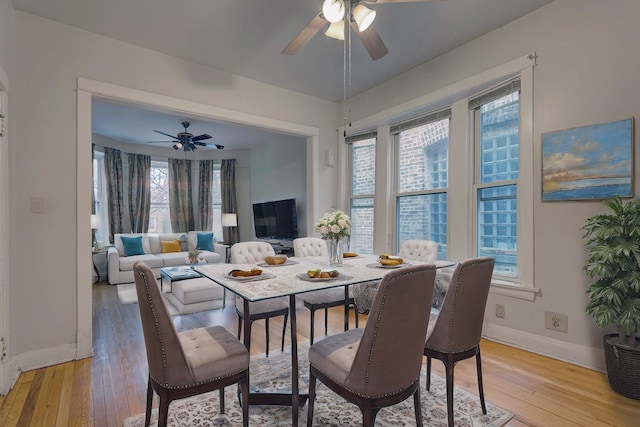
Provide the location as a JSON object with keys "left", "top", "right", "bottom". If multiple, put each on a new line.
{"left": 289, "top": 295, "right": 300, "bottom": 426}
{"left": 344, "top": 285, "right": 349, "bottom": 331}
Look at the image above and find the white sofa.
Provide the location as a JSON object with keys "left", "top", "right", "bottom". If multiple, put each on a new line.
{"left": 107, "top": 231, "right": 227, "bottom": 285}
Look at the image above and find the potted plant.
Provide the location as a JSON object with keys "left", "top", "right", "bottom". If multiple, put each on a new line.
{"left": 582, "top": 196, "right": 640, "bottom": 400}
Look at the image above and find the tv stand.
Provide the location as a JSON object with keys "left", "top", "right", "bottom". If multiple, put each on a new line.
{"left": 270, "top": 242, "right": 294, "bottom": 256}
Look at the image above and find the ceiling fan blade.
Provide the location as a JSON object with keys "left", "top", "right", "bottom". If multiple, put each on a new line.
{"left": 351, "top": 22, "right": 389, "bottom": 60}
{"left": 191, "top": 133, "right": 212, "bottom": 142}
{"left": 153, "top": 130, "right": 179, "bottom": 139}
{"left": 364, "top": 0, "right": 443, "bottom": 3}
{"left": 282, "top": 13, "right": 327, "bottom": 56}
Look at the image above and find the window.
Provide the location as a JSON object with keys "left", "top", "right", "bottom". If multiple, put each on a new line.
{"left": 393, "top": 110, "right": 450, "bottom": 259}
{"left": 471, "top": 81, "right": 520, "bottom": 276}
{"left": 149, "top": 160, "right": 171, "bottom": 233}
{"left": 92, "top": 151, "right": 109, "bottom": 245}
{"left": 348, "top": 135, "right": 376, "bottom": 254}
{"left": 211, "top": 166, "right": 223, "bottom": 239}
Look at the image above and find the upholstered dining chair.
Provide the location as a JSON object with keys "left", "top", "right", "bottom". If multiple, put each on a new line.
{"left": 230, "top": 241, "right": 289, "bottom": 355}
{"left": 423, "top": 256, "right": 495, "bottom": 427}
{"left": 133, "top": 261, "right": 249, "bottom": 427}
{"left": 398, "top": 239, "right": 439, "bottom": 263}
{"left": 293, "top": 237, "right": 359, "bottom": 344}
{"left": 307, "top": 264, "right": 437, "bottom": 426}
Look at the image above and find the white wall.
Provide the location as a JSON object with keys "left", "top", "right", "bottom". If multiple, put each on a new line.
{"left": 249, "top": 138, "right": 308, "bottom": 243}
{"left": 8, "top": 11, "right": 338, "bottom": 374}
{"left": 349, "top": 0, "right": 640, "bottom": 370}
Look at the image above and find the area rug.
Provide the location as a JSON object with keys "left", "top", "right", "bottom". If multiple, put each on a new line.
{"left": 116, "top": 283, "right": 179, "bottom": 316}
{"left": 122, "top": 342, "right": 514, "bottom": 426}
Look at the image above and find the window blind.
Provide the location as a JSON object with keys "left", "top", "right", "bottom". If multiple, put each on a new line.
{"left": 345, "top": 131, "right": 377, "bottom": 144}
{"left": 469, "top": 78, "right": 521, "bottom": 110}
{"left": 390, "top": 108, "right": 452, "bottom": 135}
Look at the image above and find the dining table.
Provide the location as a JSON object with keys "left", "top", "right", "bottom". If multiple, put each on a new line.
{"left": 196, "top": 254, "right": 455, "bottom": 426}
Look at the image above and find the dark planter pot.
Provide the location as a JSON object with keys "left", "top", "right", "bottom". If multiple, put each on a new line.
{"left": 603, "top": 333, "right": 640, "bottom": 400}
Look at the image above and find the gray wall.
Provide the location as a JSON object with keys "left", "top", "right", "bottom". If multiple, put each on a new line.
{"left": 349, "top": 0, "right": 640, "bottom": 369}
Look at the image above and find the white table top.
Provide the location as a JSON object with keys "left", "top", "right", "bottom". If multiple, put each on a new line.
{"left": 195, "top": 255, "right": 455, "bottom": 302}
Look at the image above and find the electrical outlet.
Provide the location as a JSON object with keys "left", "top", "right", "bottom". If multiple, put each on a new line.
{"left": 545, "top": 311, "right": 568, "bottom": 333}
{"left": 495, "top": 304, "right": 505, "bottom": 319}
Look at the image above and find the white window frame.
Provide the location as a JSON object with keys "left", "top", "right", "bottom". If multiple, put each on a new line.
{"left": 347, "top": 132, "right": 377, "bottom": 254}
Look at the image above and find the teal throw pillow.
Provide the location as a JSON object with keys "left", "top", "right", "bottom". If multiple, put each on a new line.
{"left": 196, "top": 232, "right": 214, "bottom": 251}
{"left": 121, "top": 235, "right": 145, "bottom": 256}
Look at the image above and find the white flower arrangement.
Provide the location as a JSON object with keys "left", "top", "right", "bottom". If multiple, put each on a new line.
{"left": 315, "top": 210, "right": 351, "bottom": 241}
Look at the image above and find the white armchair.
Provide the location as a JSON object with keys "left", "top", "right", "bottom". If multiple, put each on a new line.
{"left": 293, "top": 237, "right": 358, "bottom": 344}
{"left": 292, "top": 237, "right": 328, "bottom": 257}
{"left": 230, "top": 241, "right": 289, "bottom": 356}
{"left": 230, "top": 241, "right": 276, "bottom": 263}
{"left": 398, "top": 239, "right": 438, "bottom": 263}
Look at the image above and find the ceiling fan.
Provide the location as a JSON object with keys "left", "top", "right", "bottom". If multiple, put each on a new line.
{"left": 150, "top": 121, "right": 224, "bottom": 151}
{"left": 282, "top": 0, "right": 440, "bottom": 61}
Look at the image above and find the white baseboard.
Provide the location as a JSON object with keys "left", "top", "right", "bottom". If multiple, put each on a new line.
{"left": 15, "top": 343, "right": 78, "bottom": 373}
{"left": 483, "top": 323, "right": 606, "bottom": 372}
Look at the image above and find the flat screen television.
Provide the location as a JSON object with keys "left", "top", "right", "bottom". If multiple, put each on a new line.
{"left": 252, "top": 198, "right": 299, "bottom": 240}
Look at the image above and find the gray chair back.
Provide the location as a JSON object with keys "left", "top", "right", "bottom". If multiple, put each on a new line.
{"left": 346, "top": 264, "right": 436, "bottom": 396}
{"left": 425, "top": 257, "right": 495, "bottom": 353}
{"left": 398, "top": 239, "right": 439, "bottom": 262}
{"left": 134, "top": 261, "right": 193, "bottom": 387}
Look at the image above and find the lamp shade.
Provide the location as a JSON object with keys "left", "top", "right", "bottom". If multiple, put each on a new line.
{"left": 353, "top": 4, "right": 376, "bottom": 32}
{"left": 222, "top": 213, "right": 238, "bottom": 227}
{"left": 322, "top": 0, "right": 345, "bottom": 23}
{"left": 90, "top": 214, "right": 100, "bottom": 229}
{"left": 325, "top": 20, "right": 345, "bottom": 40}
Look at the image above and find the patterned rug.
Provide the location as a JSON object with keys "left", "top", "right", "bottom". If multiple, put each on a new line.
{"left": 122, "top": 342, "right": 514, "bottom": 426}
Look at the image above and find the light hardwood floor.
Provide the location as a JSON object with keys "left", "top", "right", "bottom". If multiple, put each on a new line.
{"left": 0, "top": 282, "right": 639, "bottom": 426}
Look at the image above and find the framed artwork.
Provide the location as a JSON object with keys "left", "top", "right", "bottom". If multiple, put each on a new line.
{"left": 542, "top": 118, "right": 634, "bottom": 201}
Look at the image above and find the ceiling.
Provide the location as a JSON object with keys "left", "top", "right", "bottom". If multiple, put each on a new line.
{"left": 12, "top": 0, "right": 553, "bottom": 149}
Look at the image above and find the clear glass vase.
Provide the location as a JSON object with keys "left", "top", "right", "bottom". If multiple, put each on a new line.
{"left": 327, "top": 238, "right": 344, "bottom": 267}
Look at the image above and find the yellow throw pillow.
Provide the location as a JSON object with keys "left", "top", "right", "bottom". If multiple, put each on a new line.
{"left": 161, "top": 240, "right": 182, "bottom": 253}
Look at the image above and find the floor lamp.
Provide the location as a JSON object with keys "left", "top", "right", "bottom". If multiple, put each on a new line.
{"left": 222, "top": 213, "right": 238, "bottom": 261}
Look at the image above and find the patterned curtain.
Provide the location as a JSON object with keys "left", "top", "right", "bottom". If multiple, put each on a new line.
{"left": 127, "top": 153, "right": 151, "bottom": 233}
{"left": 103, "top": 147, "right": 125, "bottom": 242}
{"left": 221, "top": 159, "right": 239, "bottom": 244}
{"left": 198, "top": 160, "right": 214, "bottom": 231}
{"left": 169, "top": 158, "right": 195, "bottom": 232}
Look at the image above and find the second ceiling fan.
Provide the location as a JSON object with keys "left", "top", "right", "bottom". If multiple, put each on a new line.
{"left": 282, "top": 0, "right": 439, "bottom": 61}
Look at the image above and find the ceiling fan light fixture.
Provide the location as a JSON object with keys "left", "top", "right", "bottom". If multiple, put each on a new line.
{"left": 325, "top": 20, "right": 345, "bottom": 40}
{"left": 322, "top": 0, "right": 345, "bottom": 23}
{"left": 173, "top": 142, "right": 183, "bottom": 150}
{"left": 353, "top": 4, "right": 376, "bottom": 32}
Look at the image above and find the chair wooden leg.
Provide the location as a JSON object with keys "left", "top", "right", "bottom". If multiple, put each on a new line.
{"left": 307, "top": 371, "right": 317, "bottom": 427}
{"left": 476, "top": 349, "right": 487, "bottom": 414}
{"left": 354, "top": 303, "right": 359, "bottom": 328}
{"left": 281, "top": 313, "right": 288, "bottom": 351}
{"left": 413, "top": 387, "right": 424, "bottom": 427}
{"left": 236, "top": 313, "right": 242, "bottom": 340}
{"left": 219, "top": 387, "right": 225, "bottom": 414}
{"left": 324, "top": 308, "right": 329, "bottom": 335}
{"left": 241, "top": 376, "right": 249, "bottom": 427}
{"left": 264, "top": 318, "right": 270, "bottom": 356}
{"left": 426, "top": 356, "right": 432, "bottom": 391}
{"left": 445, "top": 357, "right": 455, "bottom": 427}
{"left": 157, "top": 394, "right": 170, "bottom": 427}
{"left": 309, "top": 309, "right": 315, "bottom": 345}
{"left": 362, "top": 407, "right": 380, "bottom": 427}
{"left": 145, "top": 378, "right": 153, "bottom": 427}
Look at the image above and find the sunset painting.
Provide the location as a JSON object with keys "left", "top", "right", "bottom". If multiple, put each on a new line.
{"left": 542, "top": 118, "right": 633, "bottom": 201}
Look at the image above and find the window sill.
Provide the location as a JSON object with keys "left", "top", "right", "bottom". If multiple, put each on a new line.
{"left": 490, "top": 279, "right": 539, "bottom": 301}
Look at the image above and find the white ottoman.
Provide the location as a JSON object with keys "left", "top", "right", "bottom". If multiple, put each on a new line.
{"left": 164, "top": 277, "right": 225, "bottom": 315}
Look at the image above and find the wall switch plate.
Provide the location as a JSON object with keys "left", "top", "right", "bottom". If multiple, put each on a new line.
{"left": 495, "top": 304, "right": 505, "bottom": 319}
{"left": 545, "top": 311, "right": 568, "bottom": 333}
{"left": 30, "top": 197, "right": 43, "bottom": 213}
